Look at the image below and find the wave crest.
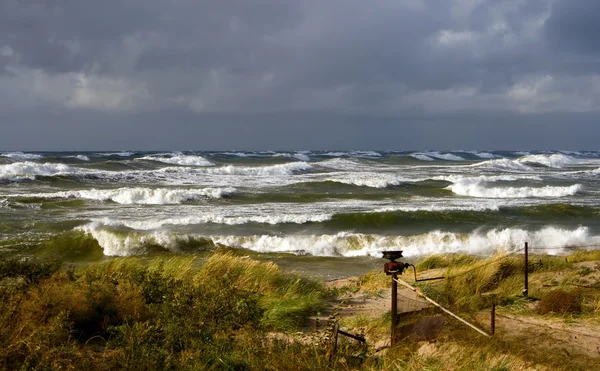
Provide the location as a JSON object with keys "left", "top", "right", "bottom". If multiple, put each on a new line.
{"left": 138, "top": 154, "right": 215, "bottom": 166}
{"left": 14, "top": 187, "right": 237, "bottom": 204}
{"left": 448, "top": 178, "right": 581, "bottom": 198}
{"left": 77, "top": 226, "right": 599, "bottom": 257}
{"left": 0, "top": 162, "right": 77, "bottom": 180}
{"left": 1, "top": 152, "right": 43, "bottom": 160}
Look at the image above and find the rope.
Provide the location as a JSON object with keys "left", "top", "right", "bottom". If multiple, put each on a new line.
{"left": 393, "top": 277, "right": 491, "bottom": 337}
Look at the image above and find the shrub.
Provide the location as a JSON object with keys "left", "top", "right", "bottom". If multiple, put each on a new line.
{"left": 0, "top": 257, "right": 61, "bottom": 283}
{"left": 537, "top": 288, "right": 582, "bottom": 315}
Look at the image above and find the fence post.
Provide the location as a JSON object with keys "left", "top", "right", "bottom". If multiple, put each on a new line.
{"left": 523, "top": 242, "right": 528, "bottom": 298}
{"left": 491, "top": 301, "right": 496, "bottom": 335}
{"left": 391, "top": 272, "right": 398, "bottom": 345}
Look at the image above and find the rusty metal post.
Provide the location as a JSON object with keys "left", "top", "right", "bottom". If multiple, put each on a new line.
{"left": 491, "top": 301, "right": 496, "bottom": 335}
{"left": 382, "top": 250, "right": 406, "bottom": 347}
{"left": 523, "top": 242, "right": 529, "bottom": 298}
{"left": 391, "top": 272, "right": 398, "bottom": 345}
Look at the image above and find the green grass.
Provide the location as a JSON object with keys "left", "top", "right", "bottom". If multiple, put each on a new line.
{"left": 2, "top": 248, "right": 600, "bottom": 370}
{"left": 0, "top": 252, "right": 332, "bottom": 370}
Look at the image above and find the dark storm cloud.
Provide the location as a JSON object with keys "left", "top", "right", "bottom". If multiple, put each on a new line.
{"left": 544, "top": 0, "right": 600, "bottom": 54}
{"left": 1, "top": 0, "right": 599, "bottom": 150}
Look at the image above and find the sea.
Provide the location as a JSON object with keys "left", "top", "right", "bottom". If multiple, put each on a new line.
{"left": 1, "top": 150, "right": 599, "bottom": 275}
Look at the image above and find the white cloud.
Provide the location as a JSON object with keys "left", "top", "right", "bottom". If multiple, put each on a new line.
{"left": 2, "top": 66, "right": 150, "bottom": 111}
{"left": 66, "top": 73, "right": 150, "bottom": 111}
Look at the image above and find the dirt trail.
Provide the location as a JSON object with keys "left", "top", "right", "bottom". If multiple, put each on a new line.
{"left": 485, "top": 311, "right": 600, "bottom": 358}
{"left": 318, "top": 270, "right": 600, "bottom": 358}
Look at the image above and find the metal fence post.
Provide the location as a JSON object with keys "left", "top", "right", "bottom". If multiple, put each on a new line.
{"left": 523, "top": 242, "right": 529, "bottom": 298}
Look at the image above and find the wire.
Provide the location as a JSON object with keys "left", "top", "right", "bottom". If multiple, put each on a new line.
{"left": 444, "top": 254, "right": 514, "bottom": 279}
{"left": 396, "top": 290, "right": 429, "bottom": 305}
{"left": 495, "top": 313, "right": 600, "bottom": 341}
{"left": 527, "top": 243, "right": 600, "bottom": 251}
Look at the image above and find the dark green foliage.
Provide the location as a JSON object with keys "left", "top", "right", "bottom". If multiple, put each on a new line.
{"left": 0, "top": 253, "right": 332, "bottom": 370}
{"left": 0, "top": 257, "right": 61, "bottom": 283}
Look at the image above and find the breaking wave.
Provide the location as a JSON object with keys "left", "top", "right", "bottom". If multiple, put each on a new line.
{"left": 410, "top": 153, "right": 435, "bottom": 161}
{"left": 1, "top": 152, "right": 43, "bottom": 160}
{"left": 83, "top": 213, "right": 333, "bottom": 230}
{"left": 322, "top": 151, "right": 382, "bottom": 158}
{"left": 411, "top": 152, "right": 465, "bottom": 161}
{"left": 11, "top": 187, "right": 237, "bottom": 204}
{"left": 0, "top": 162, "right": 78, "bottom": 180}
{"left": 138, "top": 154, "right": 215, "bottom": 166}
{"left": 199, "top": 162, "right": 313, "bottom": 176}
{"left": 517, "top": 154, "right": 581, "bottom": 168}
{"left": 76, "top": 225, "right": 600, "bottom": 257}
{"left": 448, "top": 178, "right": 582, "bottom": 198}
{"left": 98, "top": 151, "right": 134, "bottom": 157}
{"left": 472, "top": 158, "right": 532, "bottom": 172}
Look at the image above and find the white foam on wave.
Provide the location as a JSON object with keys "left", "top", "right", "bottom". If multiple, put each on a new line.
{"left": 273, "top": 152, "right": 311, "bottom": 161}
{"left": 325, "top": 173, "right": 410, "bottom": 188}
{"left": 199, "top": 162, "right": 312, "bottom": 176}
{"left": 351, "top": 151, "right": 382, "bottom": 157}
{"left": 316, "top": 158, "right": 366, "bottom": 171}
{"left": 216, "top": 226, "right": 600, "bottom": 257}
{"left": 517, "top": 153, "right": 587, "bottom": 168}
{"left": 98, "top": 151, "right": 134, "bottom": 157}
{"left": 75, "top": 155, "right": 90, "bottom": 161}
{"left": 83, "top": 212, "right": 332, "bottom": 231}
{"left": 373, "top": 203, "right": 502, "bottom": 213}
{"left": 410, "top": 153, "right": 435, "bottom": 161}
{"left": 412, "top": 152, "right": 465, "bottom": 161}
{"left": 447, "top": 178, "right": 582, "bottom": 198}
{"left": 472, "top": 158, "right": 532, "bottom": 172}
{"left": 465, "top": 151, "right": 496, "bottom": 159}
{"left": 14, "top": 187, "right": 237, "bottom": 204}
{"left": 76, "top": 223, "right": 173, "bottom": 256}
{"left": 0, "top": 162, "right": 78, "bottom": 179}
{"left": 1, "top": 152, "right": 43, "bottom": 160}
{"left": 559, "top": 150, "right": 583, "bottom": 156}
{"left": 222, "top": 152, "right": 250, "bottom": 157}
{"left": 139, "top": 154, "right": 215, "bottom": 166}
{"left": 435, "top": 174, "right": 543, "bottom": 183}
{"left": 76, "top": 222, "right": 600, "bottom": 257}
{"left": 322, "top": 151, "right": 381, "bottom": 158}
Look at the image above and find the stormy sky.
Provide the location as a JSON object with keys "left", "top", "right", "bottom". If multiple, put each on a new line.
{"left": 1, "top": 0, "right": 599, "bottom": 150}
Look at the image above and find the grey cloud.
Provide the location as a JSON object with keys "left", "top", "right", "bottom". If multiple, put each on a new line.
{"left": 1, "top": 0, "right": 600, "bottom": 149}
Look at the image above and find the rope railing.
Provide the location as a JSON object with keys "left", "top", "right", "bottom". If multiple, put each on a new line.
{"left": 393, "top": 277, "right": 491, "bottom": 337}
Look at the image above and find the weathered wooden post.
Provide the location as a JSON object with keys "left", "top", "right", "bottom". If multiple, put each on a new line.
{"left": 491, "top": 300, "right": 496, "bottom": 335}
{"left": 523, "top": 242, "right": 529, "bottom": 298}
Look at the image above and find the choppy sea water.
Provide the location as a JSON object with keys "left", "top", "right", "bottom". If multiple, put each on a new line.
{"left": 1, "top": 150, "right": 600, "bottom": 267}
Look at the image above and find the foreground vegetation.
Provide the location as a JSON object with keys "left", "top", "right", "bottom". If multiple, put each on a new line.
{"left": 1, "top": 249, "right": 599, "bottom": 370}
{"left": 339, "top": 249, "right": 600, "bottom": 370}
{"left": 0, "top": 252, "right": 331, "bottom": 370}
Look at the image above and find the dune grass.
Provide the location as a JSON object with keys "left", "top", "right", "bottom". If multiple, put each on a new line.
{"left": 0, "top": 252, "right": 332, "bottom": 370}
{"left": 1, "top": 249, "right": 599, "bottom": 370}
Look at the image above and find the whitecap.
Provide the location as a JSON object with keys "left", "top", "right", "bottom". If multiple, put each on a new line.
{"left": 138, "top": 154, "right": 215, "bottom": 166}
{"left": 447, "top": 178, "right": 581, "bottom": 198}
{"left": 1, "top": 152, "right": 43, "bottom": 160}
{"left": 14, "top": 187, "right": 237, "bottom": 204}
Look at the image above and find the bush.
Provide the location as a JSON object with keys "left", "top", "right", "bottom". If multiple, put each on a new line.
{"left": 0, "top": 257, "right": 61, "bottom": 284}
{"left": 0, "top": 252, "right": 333, "bottom": 370}
{"left": 537, "top": 288, "right": 582, "bottom": 315}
